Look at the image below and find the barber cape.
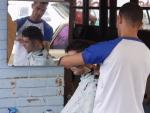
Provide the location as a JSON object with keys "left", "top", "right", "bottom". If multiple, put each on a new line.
{"left": 60, "top": 73, "right": 98, "bottom": 113}
{"left": 12, "top": 40, "right": 28, "bottom": 66}
{"left": 25, "top": 49, "right": 57, "bottom": 66}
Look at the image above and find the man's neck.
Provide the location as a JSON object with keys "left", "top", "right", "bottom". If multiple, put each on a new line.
{"left": 29, "top": 16, "right": 41, "bottom": 22}
{"left": 33, "top": 47, "right": 43, "bottom": 53}
{"left": 120, "top": 24, "right": 139, "bottom": 38}
{"left": 120, "top": 33, "right": 138, "bottom": 38}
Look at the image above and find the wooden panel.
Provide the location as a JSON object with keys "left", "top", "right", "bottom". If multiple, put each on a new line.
{"left": 0, "top": 30, "right": 7, "bottom": 40}
{"left": 0, "top": 106, "right": 63, "bottom": 113}
{"left": 0, "top": 20, "right": 7, "bottom": 29}
{"left": 0, "top": 87, "right": 64, "bottom": 98}
{"left": 0, "top": 67, "right": 63, "bottom": 79}
{"left": 7, "top": 14, "right": 16, "bottom": 62}
{"left": 0, "top": 1, "right": 7, "bottom": 10}
{"left": 0, "top": 96, "right": 63, "bottom": 111}
{"left": 0, "top": 41, "right": 7, "bottom": 49}
{"left": 0, "top": 50, "right": 6, "bottom": 60}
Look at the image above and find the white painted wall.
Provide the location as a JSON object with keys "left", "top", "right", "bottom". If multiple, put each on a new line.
{"left": 0, "top": 1, "right": 64, "bottom": 113}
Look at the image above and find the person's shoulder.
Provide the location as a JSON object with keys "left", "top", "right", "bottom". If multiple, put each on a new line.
{"left": 42, "top": 20, "right": 53, "bottom": 29}
{"left": 16, "top": 16, "right": 28, "bottom": 22}
{"left": 42, "top": 20, "right": 53, "bottom": 38}
{"left": 16, "top": 16, "right": 28, "bottom": 31}
{"left": 91, "top": 38, "right": 122, "bottom": 48}
{"left": 15, "top": 16, "right": 28, "bottom": 25}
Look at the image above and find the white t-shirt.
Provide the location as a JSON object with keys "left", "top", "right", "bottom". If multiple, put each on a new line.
{"left": 82, "top": 37, "right": 150, "bottom": 113}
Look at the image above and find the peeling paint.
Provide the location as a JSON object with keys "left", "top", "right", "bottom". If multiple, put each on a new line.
{"left": 55, "top": 75, "right": 63, "bottom": 87}
{"left": 27, "top": 97, "right": 40, "bottom": 103}
{"left": 10, "top": 79, "right": 16, "bottom": 95}
{"left": 57, "top": 87, "right": 63, "bottom": 96}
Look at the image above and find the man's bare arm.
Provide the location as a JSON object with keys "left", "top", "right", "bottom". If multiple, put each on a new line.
{"left": 59, "top": 53, "right": 85, "bottom": 68}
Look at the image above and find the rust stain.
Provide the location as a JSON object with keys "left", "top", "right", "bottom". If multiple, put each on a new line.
{"left": 55, "top": 76, "right": 63, "bottom": 86}
{"left": 55, "top": 76, "right": 63, "bottom": 96}
{"left": 57, "top": 87, "right": 63, "bottom": 96}
{"left": 10, "top": 79, "right": 16, "bottom": 95}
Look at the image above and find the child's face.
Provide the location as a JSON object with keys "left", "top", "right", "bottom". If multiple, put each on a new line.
{"left": 67, "top": 50, "right": 87, "bottom": 75}
{"left": 22, "top": 36, "right": 33, "bottom": 53}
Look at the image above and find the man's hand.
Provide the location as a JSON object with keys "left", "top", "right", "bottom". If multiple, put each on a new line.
{"left": 16, "top": 36, "right": 24, "bottom": 44}
{"left": 58, "top": 53, "right": 85, "bottom": 68}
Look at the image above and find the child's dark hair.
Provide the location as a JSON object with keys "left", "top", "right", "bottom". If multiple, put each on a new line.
{"left": 65, "top": 39, "right": 95, "bottom": 53}
{"left": 34, "top": 1, "right": 49, "bottom": 5}
{"left": 22, "top": 26, "right": 43, "bottom": 41}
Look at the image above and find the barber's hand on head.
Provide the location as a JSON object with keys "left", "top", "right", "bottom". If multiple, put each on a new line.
{"left": 16, "top": 36, "right": 24, "bottom": 44}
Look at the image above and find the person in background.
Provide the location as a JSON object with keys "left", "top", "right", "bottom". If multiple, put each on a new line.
{"left": 21, "top": 26, "right": 56, "bottom": 66}
{"left": 13, "top": 1, "right": 53, "bottom": 66}
{"left": 59, "top": 3, "right": 150, "bottom": 113}
{"left": 60, "top": 39, "right": 99, "bottom": 113}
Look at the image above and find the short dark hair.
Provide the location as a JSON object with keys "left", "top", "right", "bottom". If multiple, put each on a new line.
{"left": 65, "top": 39, "right": 94, "bottom": 53}
{"left": 119, "top": 2, "right": 143, "bottom": 25}
{"left": 34, "top": 1, "right": 49, "bottom": 5}
{"left": 22, "top": 26, "right": 43, "bottom": 41}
